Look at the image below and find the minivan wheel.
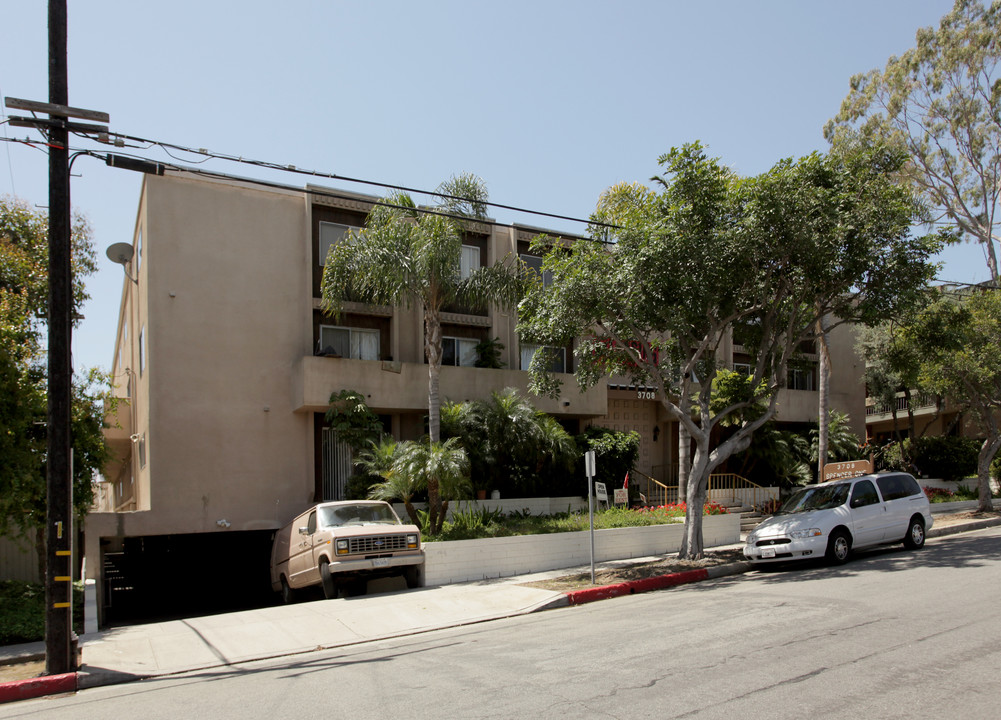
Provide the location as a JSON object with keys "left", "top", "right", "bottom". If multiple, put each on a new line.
{"left": 280, "top": 576, "right": 295, "bottom": 605}
{"left": 903, "top": 517, "right": 926, "bottom": 550}
{"left": 826, "top": 530, "right": 852, "bottom": 564}
{"left": 319, "top": 560, "right": 338, "bottom": 599}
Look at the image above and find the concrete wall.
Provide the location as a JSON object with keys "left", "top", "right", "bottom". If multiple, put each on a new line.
{"left": 394, "top": 496, "right": 590, "bottom": 520}
{"left": 422, "top": 513, "right": 740, "bottom": 586}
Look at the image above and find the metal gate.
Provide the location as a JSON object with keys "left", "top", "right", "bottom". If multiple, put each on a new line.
{"left": 321, "top": 428, "right": 353, "bottom": 501}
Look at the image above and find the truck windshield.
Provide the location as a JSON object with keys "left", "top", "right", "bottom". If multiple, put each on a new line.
{"left": 778, "top": 484, "right": 850, "bottom": 514}
{"left": 318, "top": 504, "right": 400, "bottom": 528}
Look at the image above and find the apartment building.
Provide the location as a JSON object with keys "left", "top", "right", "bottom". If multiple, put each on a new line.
{"left": 87, "top": 171, "right": 865, "bottom": 623}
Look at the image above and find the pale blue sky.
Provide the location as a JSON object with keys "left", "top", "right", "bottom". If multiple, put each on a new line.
{"left": 0, "top": 0, "right": 987, "bottom": 374}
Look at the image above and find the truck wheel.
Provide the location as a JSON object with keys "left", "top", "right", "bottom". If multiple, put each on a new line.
{"left": 404, "top": 566, "right": 420, "bottom": 589}
{"left": 280, "top": 576, "right": 295, "bottom": 605}
{"left": 319, "top": 560, "right": 338, "bottom": 599}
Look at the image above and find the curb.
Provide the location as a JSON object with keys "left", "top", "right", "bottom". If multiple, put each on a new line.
{"left": 928, "top": 516, "right": 1001, "bottom": 538}
{"left": 564, "top": 561, "right": 754, "bottom": 606}
{"left": 560, "top": 518, "right": 1001, "bottom": 607}
{"left": 0, "top": 673, "right": 76, "bottom": 704}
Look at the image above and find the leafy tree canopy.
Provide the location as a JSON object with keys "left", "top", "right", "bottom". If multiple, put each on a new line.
{"left": 0, "top": 197, "right": 110, "bottom": 568}
{"left": 825, "top": 0, "right": 1001, "bottom": 282}
{"left": 519, "top": 142, "right": 939, "bottom": 557}
{"left": 899, "top": 284, "right": 1001, "bottom": 510}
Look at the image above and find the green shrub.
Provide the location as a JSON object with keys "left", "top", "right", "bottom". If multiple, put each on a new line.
{"left": 0, "top": 580, "right": 83, "bottom": 645}
{"left": 422, "top": 502, "right": 723, "bottom": 542}
{"left": 912, "top": 436, "right": 979, "bottom": 481}
{"left": 876, "top": 436, "right": 979, "bottom": 481}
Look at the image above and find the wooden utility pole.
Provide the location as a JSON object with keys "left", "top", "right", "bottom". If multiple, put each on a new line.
{"left": 45, "top": 0, "right": 75, "bottom": 676}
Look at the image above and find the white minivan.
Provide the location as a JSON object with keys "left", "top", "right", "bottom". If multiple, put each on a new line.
{"left": 270, "top": 500, "right": 424, "bottom": 603}
{"left": 744, "top": 472, "right": 933, "bottom": 565}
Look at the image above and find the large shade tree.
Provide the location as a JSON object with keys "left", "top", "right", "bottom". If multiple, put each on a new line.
{"left": 519, "top": 143, "right": 939, "bottom": 558}
{"left": 825, "top": 0, "right": 1001, "bottom": 285}
{"left": 899, "top": 286, "right": 1000, "bottom": 512}
{"left": 0, "top": 196, "right": 111, "bottom": 577}
{"left": 321, "top": 175, "right": 522, "bottom": 532}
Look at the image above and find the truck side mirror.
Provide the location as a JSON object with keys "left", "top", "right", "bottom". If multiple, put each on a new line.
{"left": 298, "top": 526, "right": 309, "bottom": 535}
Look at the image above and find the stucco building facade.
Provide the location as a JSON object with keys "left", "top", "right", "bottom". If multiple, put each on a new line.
{"left": 86, "top": 171, "right": 865, "bottom": 623}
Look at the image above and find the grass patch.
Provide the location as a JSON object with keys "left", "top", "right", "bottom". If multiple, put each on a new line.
{"left": 0, "top": 580, "right": 84, "bottom": 646}
{"left": 425, "top": 502, "right": 728, "bottom": 542}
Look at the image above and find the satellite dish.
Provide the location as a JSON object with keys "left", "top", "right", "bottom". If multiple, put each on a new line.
{"left": 105, "top": 242, "right": 135, "bottom": 266}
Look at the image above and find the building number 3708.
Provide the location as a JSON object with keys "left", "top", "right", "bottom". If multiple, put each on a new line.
{"left": 637, "top": 391, "right": 656, "bottom": 400}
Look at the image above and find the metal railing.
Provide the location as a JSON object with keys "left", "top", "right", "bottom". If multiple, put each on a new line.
{"left": 632, "top": 471, "right": 771, "bottom": 511}
{"left": 865, "top": 392, "right": 935, "bottom": 416}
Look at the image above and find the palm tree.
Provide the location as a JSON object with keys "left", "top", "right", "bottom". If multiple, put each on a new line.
{"left": 810, "top": 410, "right": 863, "bottom": 468}
{"left": 321, "top": 175, "right": 523, "bottom": 531}
{"left": 389, "top": 438, "right": 471, "bottom": 534}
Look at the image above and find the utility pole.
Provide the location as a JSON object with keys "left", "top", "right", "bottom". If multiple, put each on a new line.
{"left": 45, "top": 0, "right": 74, "bottom": 676}
{"left": 7, "top": 10, "right": 115, "bottom": 674}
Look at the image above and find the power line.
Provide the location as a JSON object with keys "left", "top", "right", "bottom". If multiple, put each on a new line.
{"left": 80, "top": 128, "right": 615, "bottom": 231}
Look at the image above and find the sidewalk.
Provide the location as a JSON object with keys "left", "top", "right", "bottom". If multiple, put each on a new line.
{"left": 2, "top": 512, "right": 999, "bottom": 702}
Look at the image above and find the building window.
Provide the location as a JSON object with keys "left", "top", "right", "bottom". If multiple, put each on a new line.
{"left": 318, "top": 325, "right": 380, "bottom": 360}
{"left": 443, "top": 337, "right": 479, "bottom": 367}
{"left": 788, "top": 365, "right": 816, "bottom": 391}
{"left": 139, "top": 326, "right": 145, "bottom": 376}
{"left": 138, "top": 433, "right": 146, "bottom": 469}
{"left": 460, "top": 244, "right": 480, "bottom": 280}
{"left": 319, "top": 222, "right": 360, "bottom": 266}
{"left": 520, "top": 254, "right": 553, "bottom": 288}
{"left": 733, "top": 362, "right": 752, "bottom": 376}
{"left": 521, "top": 344, "right": 566, "bottom": 373}
{"left": 136, "top": 228, "right": 142, "bottom": 273}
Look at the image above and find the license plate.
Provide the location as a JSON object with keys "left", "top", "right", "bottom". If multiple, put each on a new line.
{"left": 372, "top": 558, "right": 389, "bottom": 568}
{"left": 761, "top": 547, "right": 776, "bottom": 559}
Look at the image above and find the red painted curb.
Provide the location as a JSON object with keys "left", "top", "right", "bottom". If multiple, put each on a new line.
{"left": 0, "top": 673, "right": 77, "bottom": 704}
{"left": 566, "top": 568, "right": 709, "bottom": 606}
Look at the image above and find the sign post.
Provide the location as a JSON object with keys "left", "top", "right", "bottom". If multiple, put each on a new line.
{"left": 585, "top": 450, "right": 596, "bottom": 584}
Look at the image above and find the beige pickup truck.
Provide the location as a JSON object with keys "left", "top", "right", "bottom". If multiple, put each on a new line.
{"left": 270, "top": 500, "right": 424, "bottom": 603}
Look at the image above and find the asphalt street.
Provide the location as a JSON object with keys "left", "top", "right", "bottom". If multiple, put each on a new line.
{"left": 2, "top": 526, "right": 998, "bottom": 719}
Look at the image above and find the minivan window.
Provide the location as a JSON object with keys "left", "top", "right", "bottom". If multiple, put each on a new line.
{"left": 851, "top": 480, "right": 879, "bottom": 508}
{"left": 877, "top": 474, "right": 920, "bottom": 501}
{"left": 307, "top": 511, "right": 317, "bottom": 534}
{"left": 779, "top": 484, "right": 850, "bottom": 514}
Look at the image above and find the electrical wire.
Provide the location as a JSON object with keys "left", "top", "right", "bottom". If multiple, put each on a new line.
{"left": 79, "top": 128, "right": 615, "bottom": 230}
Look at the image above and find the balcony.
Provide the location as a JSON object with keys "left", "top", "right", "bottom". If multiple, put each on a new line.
{"left": 293, "top": 355, "right": 608, "bottom": 417}
{"left": 866, "top": 392, "right": 937, "bottom": 420}
{"left": 102, "top": 399, "right": 133, "bottom": 458}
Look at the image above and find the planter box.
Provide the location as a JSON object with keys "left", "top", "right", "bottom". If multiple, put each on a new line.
{"left": 423, "top": 513, "right": 740, "bottom": 587}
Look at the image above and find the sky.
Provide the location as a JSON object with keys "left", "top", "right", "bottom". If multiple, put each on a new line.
{"left": 0, "top": 0, "right": 990, "bottom": 375}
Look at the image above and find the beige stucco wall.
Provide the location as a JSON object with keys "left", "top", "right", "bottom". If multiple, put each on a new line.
{"left": 88, "top": 173, "right": 316, "bottom": 554}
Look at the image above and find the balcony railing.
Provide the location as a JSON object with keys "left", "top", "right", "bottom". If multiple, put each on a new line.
{"left": 866, "top": 393, "right": 935, "bottom": 416}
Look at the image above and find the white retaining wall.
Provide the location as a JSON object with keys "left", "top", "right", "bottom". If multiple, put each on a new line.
{"left": 393, "top": 496, "right": 588, "bottom": 520}
{"left": 422, "top": 513, "right": 740, "bottom": 586}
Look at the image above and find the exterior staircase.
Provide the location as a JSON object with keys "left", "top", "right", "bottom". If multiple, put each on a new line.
{"left": 716, "top": 498, "right": 765, "bottom": 533}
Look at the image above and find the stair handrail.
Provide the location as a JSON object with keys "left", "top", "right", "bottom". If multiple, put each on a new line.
{"left": 628, "top": 468, "right": 679, "bottom": 507}
{"left": 707, "top": 473, "right": 771, "bottom": 510}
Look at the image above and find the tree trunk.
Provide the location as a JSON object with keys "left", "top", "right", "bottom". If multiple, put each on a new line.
{"left": 403, "top": 500, "right": 420, "bottom": 527}
{"left": 816, "top": 320, "right": 831, "bottom": 482}
{"left": 678, "top": 421, "right": 691, "bottom": 504}
{"left": 425, "top": 310, "right": 443, "bottom": 532}
{"left": 679, "top": 443, "right": 710, "bottom": 560}
{"left": 976, "top": 435, "right": 999, "bottom": 513}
